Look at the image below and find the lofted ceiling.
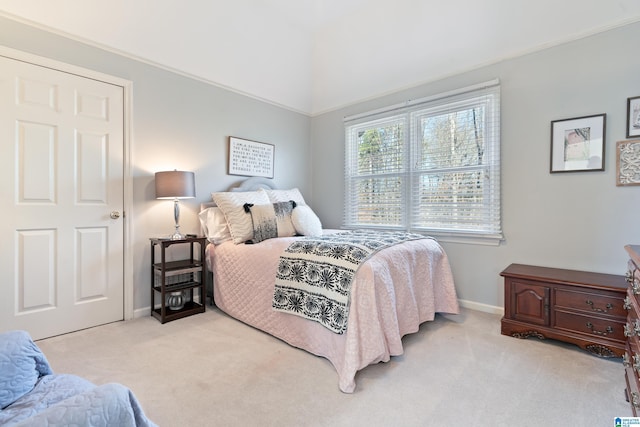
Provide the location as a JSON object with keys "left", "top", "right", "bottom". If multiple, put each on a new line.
{"left": 1, "top": 0, "right": 640, "bottom": 116}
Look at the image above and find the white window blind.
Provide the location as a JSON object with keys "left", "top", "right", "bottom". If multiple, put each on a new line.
{"left": 344, "top": 81, "right": 502, "bottom": 243}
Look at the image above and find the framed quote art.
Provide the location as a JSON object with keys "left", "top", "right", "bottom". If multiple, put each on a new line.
{"left": 228, "top": 136, "right": 275, "bottom": 178}
{"left": 550, "top": 114, "right": 606, "bottom": 173}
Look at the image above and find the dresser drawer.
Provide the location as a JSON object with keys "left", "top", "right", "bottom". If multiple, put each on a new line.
{"left": 626, "top": 298, "right": 640, "bottom": 340}
{"left": 627, "top": 339, "right": 640, "bottom": 377}
{"left": 555, "top": 288, "right": 626, "bottom": 318}
{"left": 626, "top": 342, "right": 640, "bottom": 416}
{"left": 554, "top": 310, "right": 625, "bottom": 342}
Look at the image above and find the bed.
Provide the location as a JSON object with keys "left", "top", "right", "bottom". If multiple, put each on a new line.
{"left": 200, "top": 179, "right": 459, "bottom": 393}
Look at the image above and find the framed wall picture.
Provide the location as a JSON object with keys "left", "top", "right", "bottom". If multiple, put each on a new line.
{"left": 616, "top": 140, "right": 640, "bottom": 186}
{"left": 228, "top": 136, "right": 275, "bottom": 178}
{"left": 627, "top": 96, "right": 640, "bottom": 138}
{"left": 550, "top": 114, "right": 606, "bottom": 173}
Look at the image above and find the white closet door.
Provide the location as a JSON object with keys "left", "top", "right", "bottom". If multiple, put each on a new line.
{"left": 0, "top": 55, "right": 125, "bottom": 340}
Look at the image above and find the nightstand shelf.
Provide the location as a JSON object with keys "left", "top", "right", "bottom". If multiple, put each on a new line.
{"left": 151, "top": 300, "right": 203, "bottom": 323}
{"left": 152, "top": 280, "right": 200, "bottom": 293}
{"left": 156, "top": 259, "right": 204, "bottom": 272}
{"left": 150, "top": 236, "right": 207, "bottom": 323}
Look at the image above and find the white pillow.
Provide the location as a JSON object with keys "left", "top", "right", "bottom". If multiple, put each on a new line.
{"left": 262, "top": 188, "right": 306, "bottom": 206}
{"left": 292, "top": 205, "right": 322, "bottom": 236}
{"left": 211, "top": 190, "right": 270, "bottom": 244}
{"left": 198, "top": 207, "right": 231, "bottom": 245}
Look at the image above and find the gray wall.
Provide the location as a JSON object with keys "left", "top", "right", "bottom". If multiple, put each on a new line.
{"left": 0, "top": 17, "right": 312, "bottom": 313}
{"left": 3, "top": 16, "right": 640, "bottom": 315}
{"left": 311, "top": 21, "right": 640, "bottom": 311}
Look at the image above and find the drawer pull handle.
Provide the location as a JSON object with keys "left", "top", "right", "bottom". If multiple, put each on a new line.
{"left": 625, "top": 323, "right": 635, "bottom": 337}
{"left": 633, "top": 392, "right": 640, "bottom": 409}
{"left": 585, "top": 300, "right": 613, "bottom": 313}
{"left": 625, "top": 296, "right": 633, "bottom": 311}
{"left": 634, "top": 354, "right": 640, "bottom": 373}
{"left": 633, "top": 281, "right": 640, "bottom": 295}
{"left": 624, "top": 352, "right": 631, "bottom": 368}
{"left": 585, "top": 322, "right": 613, "bottom": 336}
{"left": 634, "top": 320, "right": 640, "bottom": 336}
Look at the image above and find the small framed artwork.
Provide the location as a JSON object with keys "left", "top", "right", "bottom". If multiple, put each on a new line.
{"left": 616, "top": 140, "right": 640, "bottom": 186}
{"left": 550, "top": 114, "right": 606, "bottom": 173}
{"left": 627, "top": 96, "right": 640, "bottom": 138}
{"left": 228, "top": 136, "right": 275, "bottom": 178}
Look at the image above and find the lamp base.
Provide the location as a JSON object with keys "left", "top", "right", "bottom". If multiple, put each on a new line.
{"left": 170, "top": 231, "right": 186, "bottom": 240}
{"left": 170, "top": 200, "right": 185, "bottom": 240}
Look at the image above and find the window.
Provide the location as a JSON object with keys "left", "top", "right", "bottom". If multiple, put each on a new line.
{"left": 344, "top": 80, "right": 501, "bottom": 244}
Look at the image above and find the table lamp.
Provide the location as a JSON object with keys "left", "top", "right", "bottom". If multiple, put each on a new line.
{"left": 155, "top": 170, "right": 196, "bottom": 239}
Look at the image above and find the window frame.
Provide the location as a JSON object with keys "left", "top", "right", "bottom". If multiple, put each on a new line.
{"left": 344, "top": 80, "right": 502, "bottom": 245}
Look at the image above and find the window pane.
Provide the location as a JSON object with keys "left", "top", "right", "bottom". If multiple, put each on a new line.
{"left": 355, "top": 122, "right": 404, "bottom": 175}
{"left": 416, "top": 106, "right": 485, "bottom": 170}
{"left": 351, "top": 176, "right": 404, "bottom": 226}
{"left": 412, "top": 170, "right": 492, "bottom": 229}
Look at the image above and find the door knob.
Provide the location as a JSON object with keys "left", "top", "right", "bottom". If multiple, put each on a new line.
{"left": 110, "top": 211, "right": 121, "bottom": 219}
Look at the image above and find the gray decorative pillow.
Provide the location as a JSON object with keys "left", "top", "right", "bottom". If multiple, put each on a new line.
{"left": 244, "top": 201, "right": 296, "bottom": 243}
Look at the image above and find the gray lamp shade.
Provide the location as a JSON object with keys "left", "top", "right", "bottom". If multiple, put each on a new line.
{"left": 155, "top": 170, "right": 196, "bottom": 199}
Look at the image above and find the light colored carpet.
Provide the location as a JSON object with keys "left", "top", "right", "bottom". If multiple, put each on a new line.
{"left": 36, "top": 307, "right": 630, "bottom": 426}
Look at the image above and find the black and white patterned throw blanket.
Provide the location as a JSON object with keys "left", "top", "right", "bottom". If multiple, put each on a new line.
{"left": 272, "top": 230, "right": 431, "bottom": 334}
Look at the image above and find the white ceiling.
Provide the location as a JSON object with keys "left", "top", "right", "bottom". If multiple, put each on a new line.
{"left": 1, "top": 0, "right": 640, "bottom": 116}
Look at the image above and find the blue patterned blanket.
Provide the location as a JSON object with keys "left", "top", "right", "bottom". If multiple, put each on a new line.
{"left": 0, "top": 330, "right": 157, "bottom": 426}
{"left": 272, "top": 230, "right": 430, "bottom": 334}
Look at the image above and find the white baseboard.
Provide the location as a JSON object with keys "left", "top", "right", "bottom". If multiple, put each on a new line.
{"left": 459, "top": 299, "right": 504, "bottom": 316}
{"left": 134, "top": 300, "right": 503, "bottom": 320}
{"left": 133, "top": 307, "right": 151, "bottom": 319}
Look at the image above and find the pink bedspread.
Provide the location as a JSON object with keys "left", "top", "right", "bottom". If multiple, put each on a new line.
{"left": 208, "top": 232, "right": 459, "bottom": 393}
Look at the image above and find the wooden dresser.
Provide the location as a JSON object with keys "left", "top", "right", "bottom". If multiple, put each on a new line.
{"left": 500, "top": 263, "right": 627, "bottom": 358}
{"left": 624, "top": 245, "right": 640, "bottom": 415}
